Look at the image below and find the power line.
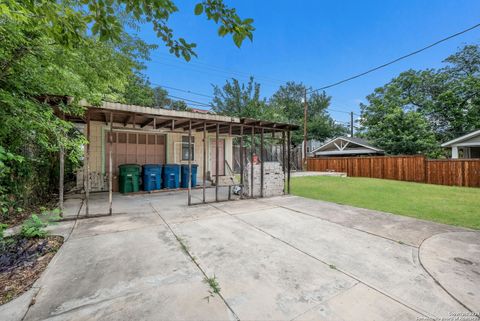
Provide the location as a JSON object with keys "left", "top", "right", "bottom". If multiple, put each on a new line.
{"left": 166, "top": 94, "right": 212, "bottom": 108}
{"left": 309, "top": 22, "right": 480, "bottom": 93}
{"left": 152, "top": 53, "right": 290, "bottom": 85}
{"left": 148, "top": 60, "right": 282, "bottom": 87}
{"left": 152, "top": 83, "right": 214, "bottom": 99}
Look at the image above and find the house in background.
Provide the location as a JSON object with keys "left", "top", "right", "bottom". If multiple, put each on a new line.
{"left": 441, "top": 129, "right": 480, "bottom": 159}
{"left": 310, "top": 136, "right": 384, "bottom": 157}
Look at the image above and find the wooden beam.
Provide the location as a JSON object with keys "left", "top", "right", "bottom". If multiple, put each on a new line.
{"left": 181, "top": 121, "right": 206, "bottom": 130}
{"left": 174, "top": 120, "right": 191, "bottom": 129}
{"left": 140, "top": 117, "right": 155, "bottom": 128}
{"left": 123, "top": 114, "right": 132, "bottom": 127}
{"left": 103, "top": 112, "right": 109, "bottom": 125}
{"left": 155, "top": 119, "right": 172, "bottom": 129}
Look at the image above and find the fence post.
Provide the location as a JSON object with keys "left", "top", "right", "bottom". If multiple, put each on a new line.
{"left": 423, "top": 156, "right": 428, "bottom": 184}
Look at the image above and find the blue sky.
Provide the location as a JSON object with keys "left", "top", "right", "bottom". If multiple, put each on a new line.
{"left": 139, "top": 0, "right": 480, "bottom": 122}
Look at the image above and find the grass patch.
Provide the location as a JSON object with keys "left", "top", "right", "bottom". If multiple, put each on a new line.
{"left": 291, "top": 176, "right": 480, "bottom": 229}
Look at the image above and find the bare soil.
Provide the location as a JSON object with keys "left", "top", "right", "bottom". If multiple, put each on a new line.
{"left": 0, "top": 235, "right": 63, "bottom": 305}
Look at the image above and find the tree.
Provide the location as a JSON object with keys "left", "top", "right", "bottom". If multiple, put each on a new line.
{"left": 269, "top": 82, "right": 346, "bottom": 144}
{"left": 360, "top": 44, "right": 480, "bottom": 156}
{"left": 168, "top": 100, "right": 191, "bottom": 111}
{"left": 0, "top": 0, "right": 254, "bottom": 62}
{"left": 211, "top": 77, "right": 275, "bottom": 119}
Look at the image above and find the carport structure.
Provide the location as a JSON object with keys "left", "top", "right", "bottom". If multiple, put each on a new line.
{"left": 58, "top": 102, "right": 298, "bottom": 216}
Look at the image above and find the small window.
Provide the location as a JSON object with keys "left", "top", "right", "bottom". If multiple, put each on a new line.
{"left": 182, "top": 136, "right": 194, "bottom": 161}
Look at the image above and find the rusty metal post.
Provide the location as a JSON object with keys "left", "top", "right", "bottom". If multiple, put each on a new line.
{"left": 108, "top": 112, "right": 113, "bottom": 215}
{"left": 188, "top": 120, "right": 192, "bottom": 206}
{"left": 282, "top": 130, "right": 286, "bottom": 194}
{"left": 85, "top": 110, "right": 91, "bottom": 216}
{"left": 59, "top": 140, "right": 64, "bottom": 215}
{"left": 215, "top": 123, "right": 219, "bottom": 202}
{"left": 287, "top": 129, "right": 291, "bottom": 194}
{"left": 58, "top": 112, "right": 65, "bottom": 216}
{"left": 203, "top": 122, "right": 206, "bottom": 203}
{"left": 250, "top": 126, "right": 255, "bottom": 198}
{"left": 239, "top": 125, "right": 244, "bottom": 199}
{"left": 260, "top": 128, "right": 264, "bottom": 198}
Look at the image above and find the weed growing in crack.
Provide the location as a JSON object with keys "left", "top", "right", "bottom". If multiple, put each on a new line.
{"left": 203, "top": 275, "right": 221, "bottom": 301}
{"left": 176, "top": 236, "right": 189, "bottom": 255}
{"left": 329, "top": 264, "right": 336, "bottom": 270}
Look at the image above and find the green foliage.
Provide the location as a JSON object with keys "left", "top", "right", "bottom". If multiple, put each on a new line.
{"left": 360, "top": 44, "right": 480, "bottom": 156}
{"left": 212, "top": 79, "right": 346, "bottom": 145}
{"left": 1, "top": 0, "right": 254, "bottom": 62}
{"left": 20, "top": 210, "right": 60, "bottom": 239}
{"left": 212, "top": 77, "right": 272, "bottom": 119}
{"left": 0, "top": 223, "right": 8, "bottom": 240}
{"left": 20, "top": 215, "right": 47, "bottom": 239}
{"left": 269, "top": 82, "right": 347, "bottom": 144}
{"left": 204, "top": 275, "right": 221, "bottom": 295}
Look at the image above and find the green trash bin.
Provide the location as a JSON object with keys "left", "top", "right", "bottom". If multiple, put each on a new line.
{"left": 118, "top": 164, "right": 141, "bottom": 193}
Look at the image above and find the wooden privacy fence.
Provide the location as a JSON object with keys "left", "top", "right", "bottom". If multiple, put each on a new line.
{"left": 306, "top": 156, "right": 480, "bottom": 188}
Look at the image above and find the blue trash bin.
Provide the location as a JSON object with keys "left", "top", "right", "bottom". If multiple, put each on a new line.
{"left": 180, "top": 164, "right": 198, "bottom": 188}
{"left": 142, "top": 164, "right": 162, "bottom": 191}
{"left": 163, "top": 164, "right": 180, "bottom": 189}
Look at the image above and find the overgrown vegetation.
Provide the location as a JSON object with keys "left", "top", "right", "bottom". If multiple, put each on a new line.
{"left": 0, "top": 208, "right": 62, "bottom": 304}
{"left": 0, "top": 0, "right": 254, "bottom": 222}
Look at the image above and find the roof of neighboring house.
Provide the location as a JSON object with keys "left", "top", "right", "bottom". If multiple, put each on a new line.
{"left": 441, "top": 130, "right": 480, "bottom": 147}
{"left": 311, "top": 136, "right": 384, "bottom": 156}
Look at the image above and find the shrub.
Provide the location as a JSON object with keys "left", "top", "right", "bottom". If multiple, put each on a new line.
{"left": 20, "top": 210, "right": 61, "bottom": 239}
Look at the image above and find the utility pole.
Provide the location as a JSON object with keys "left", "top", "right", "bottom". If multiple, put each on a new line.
{"left": 303, "top": 88, "right": 308, "bottom": 168}
{"left": 350, "top": 111, "right": 354, "bottom": 137}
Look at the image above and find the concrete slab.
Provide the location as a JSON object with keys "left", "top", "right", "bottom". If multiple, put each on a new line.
{"left": 61, "top": 198, "right": 83, "bottom": 219}
{"left": 420, "top": 231, "right": 480, "bottom": 312}
{"left": 0, "top": 288, "right": 39, "bottom": 321}
{"left": 236, "top": 206, "right": 467, "bottom": 318}
{"left": 3, "top": 193, "right": 476, "bottom": 320}
{"left": 172, "top": 214, "right": 359, "bottom": 320}
{"left": 211, "top": 198, "right": 278, "bottom": 215}
{"left": 70, "top": 212, "right": 163, "bottom": 239}
{"left": 23, "top": 225, "right": 231, "bottom": 321}
{"left": 293, "top": 283, "right": 421, "bottom": 321}
{"left": 261, "top": 195, "right": 464, "bottom": 247}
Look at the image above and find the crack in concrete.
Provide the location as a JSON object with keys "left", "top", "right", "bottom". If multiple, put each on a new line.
{"left": 210, "top": 202, "right": 434, "bottom": 320}
{"left": 149, "top": 203, "right": 240, "bottom": 321}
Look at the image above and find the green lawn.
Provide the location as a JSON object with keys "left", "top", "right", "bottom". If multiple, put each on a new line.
{"left": 291, "top": 176, "right": 480, "bottom": 229}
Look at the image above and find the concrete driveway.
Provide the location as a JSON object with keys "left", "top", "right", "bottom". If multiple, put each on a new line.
{"left": 3, "top": 192, "right": 479, "bottom": 321}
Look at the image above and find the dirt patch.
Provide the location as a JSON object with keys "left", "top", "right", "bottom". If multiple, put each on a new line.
{"left": 1, "top": 199, "right": 58, "bottom": 228}
{"left": 0, "top": 235, "right": 63, "bottom": 305}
